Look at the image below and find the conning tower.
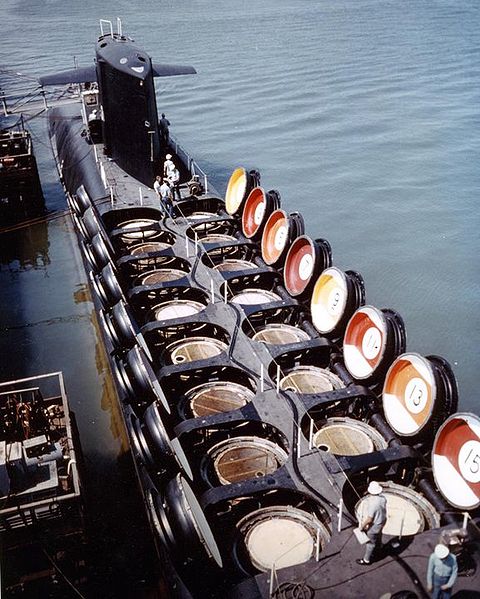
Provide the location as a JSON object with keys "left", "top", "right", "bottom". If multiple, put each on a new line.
{"left": 38, "top": 18, "right": 195, "bottom": 186}
{"left": 96, "top": 32, "right": 159, "bottom": 184}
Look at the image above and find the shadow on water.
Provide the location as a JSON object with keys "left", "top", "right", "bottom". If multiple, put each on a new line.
{"left": 80, "top": 312, "right": 159, "bottom": 597}
{"left": 0, "top": 224, "right": 50, "bottom": 270}
{"left": 0, "top": 216, "right": 162, "bottom": 597}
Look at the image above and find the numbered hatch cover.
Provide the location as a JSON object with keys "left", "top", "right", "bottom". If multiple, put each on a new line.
{"left": 383, "top": 353, "right": 436, "bottom": 437}
{"left": 432, "top": 413, "right": 480, "bottom": 510}
{"left": 284, "top": 236, "right": 331, "bottom": 299}
{"left": 242, "top": 187, "right": 267, "bottom": 238}
{"left": 261, "top": 209, "right": 290, "bottom": 266}
{"left": 343, "top": 306, "right": 387, "bottom": 380}
{"left": 311, "top": 267, "right": 349, "bottom": 334}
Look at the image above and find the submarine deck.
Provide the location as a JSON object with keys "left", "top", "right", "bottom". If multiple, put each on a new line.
{"left": 49, "top": 99, "right": 480, "bottom": 598}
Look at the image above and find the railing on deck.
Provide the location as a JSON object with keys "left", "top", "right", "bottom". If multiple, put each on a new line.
{"left": 170, "top": 134, "right": 209, "bottom": 193}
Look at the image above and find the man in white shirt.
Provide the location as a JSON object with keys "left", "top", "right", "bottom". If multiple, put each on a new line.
{"left": 153, "top": 176, "right": 172, "bottom": 216}
{"left": 163, "top": 154, "right": 175, "bottom": 177}
{"left": 159, "top": 179, "right": 172, "bottom": 216}
{"left": 427, "top": 544, "right": 458, "bottom": 599}
{"left": 153, "top": 175, "right": 162, "bottom": 195}
{"left": 356, "top": 481, "right": 387, "bottom": 565}
{"left": 167, "top": 166, "right": 181, "bottom": 200}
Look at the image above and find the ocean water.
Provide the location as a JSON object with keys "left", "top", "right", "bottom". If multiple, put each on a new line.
{"left": 0, "top": 0, "right": 479, "bottom": 594}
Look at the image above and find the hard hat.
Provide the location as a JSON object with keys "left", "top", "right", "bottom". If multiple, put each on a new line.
{"left": 435, "top": 544, "right": 449, "bottom": 559}
{"left": 368, "top": 481, "right": 383, "bottom": 495}
{"left": 166, "top": 154, "right": 172, "bottom": 159}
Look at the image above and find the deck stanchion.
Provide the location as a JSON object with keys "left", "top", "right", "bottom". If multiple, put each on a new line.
{"left": 276, "top": 364, "right": 280, "bottom": 393}
{"left": 41, "top": 88, "right": 48, "bottom": 110}
{"left": 210, "top": 278, "right": 215, "bottom": 304}
{"left": 260, "top": 364, "right": 264, "bottom": 393}
{"left": 337, "top": 498, "right": 343, "bottom": 532}
{"left": 269, "top": 564, "right": 276, "bottom": 597}
{"left": 309, "top": 418, "right": 314, "bottom": 450}
{"left": 138, "top": 186, "right": 143, "bottom": 206}
{"left": 398, "top": 511, "right": 405, "bottom": 541}
{"left": 316, "top": 527, "right": 321, "bottom": 561}
{"left": 110, "top": 187, "right": 114, "bottom": 208}
{"left": 1, "top": 89, "right": 8, "bottom": 115}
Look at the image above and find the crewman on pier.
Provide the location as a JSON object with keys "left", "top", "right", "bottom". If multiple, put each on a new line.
{"left": 356, "top": 481, "right": 387, "bottom": 565}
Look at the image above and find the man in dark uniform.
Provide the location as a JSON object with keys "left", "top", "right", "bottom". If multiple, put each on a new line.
{"left": 159, "top": 113, "right": 170, "bottom": 147}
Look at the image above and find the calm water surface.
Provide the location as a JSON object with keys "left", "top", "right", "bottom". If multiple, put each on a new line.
{"left": 0, "top": 0, "right": 479, "bottom": 594}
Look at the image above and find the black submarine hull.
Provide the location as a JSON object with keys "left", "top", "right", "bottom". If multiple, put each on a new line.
{"left": 45, "top": 25, "right": 480, "bottom": 599}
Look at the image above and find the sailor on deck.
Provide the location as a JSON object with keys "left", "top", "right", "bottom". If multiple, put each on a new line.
{"left": 168, "top": 166, "right": 181, "bottom": 201}
{"left": 356, "top": 481, "right": 387, "bottom": 566}
{"left": 427, "top": 544, "right": 458, "bottom": 599}
{"left": 153, "top": 175, "right": 162, "bottom": 195}
{"left": 154, "top": 176, "right": 173, "bottom": 216}
{"left": 163, "top": 154, "right": 175, "bottom": 177}
{"left": 159, "top": 113, "right": 170, "bottom": 146}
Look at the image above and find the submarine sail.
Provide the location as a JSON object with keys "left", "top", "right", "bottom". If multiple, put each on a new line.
{"left": 39, "top": 28, "right": 195, "bottom": 187}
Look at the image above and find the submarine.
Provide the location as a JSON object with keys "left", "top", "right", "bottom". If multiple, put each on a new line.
{"left": 40, "top": 19, "right": 480, "bottom": 598}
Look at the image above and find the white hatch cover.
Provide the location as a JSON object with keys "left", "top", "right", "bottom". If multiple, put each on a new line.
{"left": 169, "top": 337, "right": 228, "bottom": 364}
{"left": 225, "top": 167, "right": 248, "bottom": 215}
{"left": 311, "top": 267, "right": 348, "bottom": 334}
{"left": 261, "top": 209, "right": 289, "bottom": 266}
{"left": 343, "top": 306, "right": 387, "bottom": 379}
{"left": 238, "top": 506, "right": 329, "bottom": 572}
{"left": 242, "top": 187, "right": 269, "bottom": 238}
{"left": 432, "top": 412, "right": 480, "bottom": 510}
{"left": 208, "top": 436, "right": 288, "bottom": 485}
{"left": 199, "top": 233, "right": 237, "bottom": 243}
{"left": 231, "top": 289, "right": 281, "bottom": 305}
{"left": 280, "top": 366, "right": 344, "bottom": 394}
{"left": 187, "top": 211, "right": 217, "bottom": 220}
{"left": 247, "top": 518, "right": 313, "bottom": 571}
{"left": 313, "top": 419, "right": 377, "bottom": 456}
{"left": 252, "top": 323, "right": 310, "bottom": 345}
{"left": 187, "top": 381, "right": 254, "bottom": 417}
{"left": 118, "top": 219, "right": 157, "bottom": 239}
{"left": 153, "top": 299, "right": 205, "bottom": 321}
{"left": 130, "top": 241, "right": 171, "bottom": 255}
{"left": 382, "top": 353, "right": 436, "bottom": 436}
{"left": 213, "top": 259, "right": 257, "bottom": 272}
{"left": 141, "top": 269, "right": 187, "bottom": 284}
